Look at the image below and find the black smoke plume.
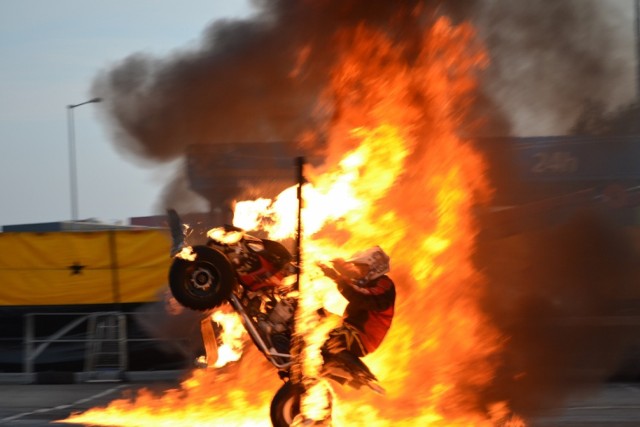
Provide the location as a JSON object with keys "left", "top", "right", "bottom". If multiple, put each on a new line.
{"left": 475, "top": 208, "right": 640, "bottom": 420}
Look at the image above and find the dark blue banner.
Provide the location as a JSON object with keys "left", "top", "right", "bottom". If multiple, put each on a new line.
{"left": 512, "top": 135, "right": 640, "bottom": 181}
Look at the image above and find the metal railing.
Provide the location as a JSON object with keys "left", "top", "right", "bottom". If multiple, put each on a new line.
{"left": 23, "top": 311, "right": 183, "bottom": 381}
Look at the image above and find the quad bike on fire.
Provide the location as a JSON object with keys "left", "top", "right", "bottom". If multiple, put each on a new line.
{"left": 166, "top": 209, "right": 383, "bottom": 427}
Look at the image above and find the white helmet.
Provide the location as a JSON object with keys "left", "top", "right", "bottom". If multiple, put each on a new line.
{"left": 346, "top": 246, "right": 390, "bottom": 281}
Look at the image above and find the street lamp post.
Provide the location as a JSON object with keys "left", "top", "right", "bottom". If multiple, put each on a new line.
{"left": 67, "top": 97, "right": 101, "bottom": 221}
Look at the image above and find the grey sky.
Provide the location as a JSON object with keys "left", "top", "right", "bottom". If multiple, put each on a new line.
{"left": 0, "top": 0, "right": 253, "bottom": 226}
{"left": 1, "top": 0, "right": 638, "bottom": 227}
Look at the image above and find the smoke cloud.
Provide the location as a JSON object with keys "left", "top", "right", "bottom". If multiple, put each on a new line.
{"left": 473, "top": 0, "right": 634, "bottom": 136}
{"left": 92, "top": 0, "right": 435, "bottom": 212}
{"left": 134, "top": 289, "right": 206, "bottom": 364}
{"left": 91, "top": 0, "right": 634, "bottom": 211}
{"left": 475, "top": 208, "right": 640, "bottom": 419}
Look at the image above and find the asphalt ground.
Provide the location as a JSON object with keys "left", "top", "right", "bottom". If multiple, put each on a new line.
{"left": 529, "top": 382, "right": 640, "bottom": 427}
{"left": 0, "top": 379, "right": 638, "bottom": 426}
{"left": 0, "top": 371, "right": 185, "bottom": 427}
{"left": 0, "top": 382, "right": 175, "bottom": 426}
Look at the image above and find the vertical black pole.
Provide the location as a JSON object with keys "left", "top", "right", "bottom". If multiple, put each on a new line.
{"left": 290, "top": 156, "right": 306, "bottom": 391}
{"left": 636, "top": 0, "right": 640, "bottom": 102}
{"left": 295, "top": 156, "right": 305, "bottom": 291}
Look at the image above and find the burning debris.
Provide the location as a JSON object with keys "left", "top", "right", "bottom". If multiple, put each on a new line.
{"left": 64, "top": 0, "right": 640, "bottom": 426}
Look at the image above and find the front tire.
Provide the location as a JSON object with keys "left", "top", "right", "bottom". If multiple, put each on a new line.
{"left": 168, "top": 245, "right": 235, "bottom": 311}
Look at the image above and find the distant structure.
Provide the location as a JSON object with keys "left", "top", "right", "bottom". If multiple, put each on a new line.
{"left": 186, "top": 141, "right": 312, "bottom": 225}
{"left": 2, "top": 220, "right": 151, "bottom": 233}
{"left": 481, "top": 134, "right": 640, "bottom": 206}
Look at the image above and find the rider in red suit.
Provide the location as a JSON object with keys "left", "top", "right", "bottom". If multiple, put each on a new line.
{"left": 318, "top": 246, "right": 396, "bottom": 358}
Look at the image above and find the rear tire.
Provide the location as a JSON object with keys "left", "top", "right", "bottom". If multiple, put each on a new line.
{"left": 270, "top": 381, "right": 302, "bottom": 427}
{"left": 168, "top": 245, "right": 235, "bottom": 311}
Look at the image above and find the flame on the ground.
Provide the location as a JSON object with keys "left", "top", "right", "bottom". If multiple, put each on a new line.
{"left": 60, "top": 15, "right": 525, "bottom": 427}
{"left": 60, "top": 348, "right": 281, "bottom": 427}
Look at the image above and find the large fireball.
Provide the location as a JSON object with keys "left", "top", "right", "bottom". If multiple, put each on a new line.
{"left": 62, "top": 14, "right": 524, "bottom": 427}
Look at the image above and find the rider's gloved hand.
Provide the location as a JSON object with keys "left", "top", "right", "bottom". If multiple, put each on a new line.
{"left": 317, "top": 262, "right": 340, "bottom": 282}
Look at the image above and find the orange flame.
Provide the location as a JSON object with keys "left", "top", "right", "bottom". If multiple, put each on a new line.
{"left": 175, "top": 246, "right": 196, "bottom": 261}
{"left": 61, "top": 15, "right": 525, "bottom": 427}
{"left": 211, "top": 311, "right": 245, "bottom": 368}
{"left": 61, "top": 348, "right": 281, "bottom": 427}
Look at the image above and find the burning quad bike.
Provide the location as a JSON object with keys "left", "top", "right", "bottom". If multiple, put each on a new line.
{"left": 166, "top": 210, "right": 383, "bottom": 426}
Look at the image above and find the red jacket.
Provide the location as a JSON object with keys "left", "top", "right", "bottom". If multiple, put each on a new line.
{"left": 336, "top": 275, "right": 395, "bottom": 354}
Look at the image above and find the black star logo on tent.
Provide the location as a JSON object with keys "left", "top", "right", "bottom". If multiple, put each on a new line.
{"left": 68, "top": 262, "right": 86, "bottom": 275}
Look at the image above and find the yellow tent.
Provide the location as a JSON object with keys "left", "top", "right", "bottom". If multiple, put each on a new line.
{"left": 0, "top": 230, "right": 172, "bottom": 306}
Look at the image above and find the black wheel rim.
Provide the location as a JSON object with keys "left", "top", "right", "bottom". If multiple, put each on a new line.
{"left": 183, "top": 260, "right": 221, "bottom": 298}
